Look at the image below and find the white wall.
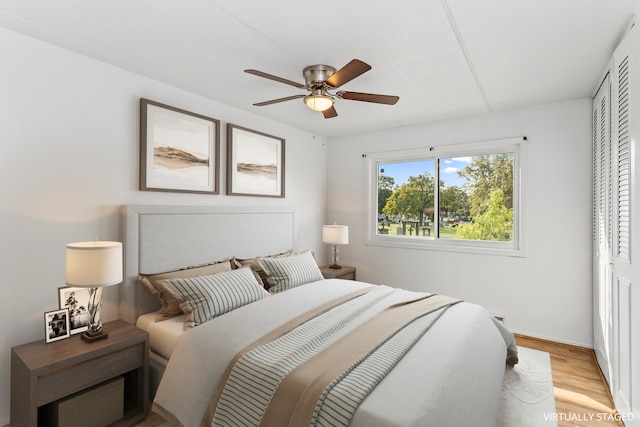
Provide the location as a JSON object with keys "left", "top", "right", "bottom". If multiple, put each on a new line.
{"left": 326, "top": 99, "right": 593, "bottom": 347}
{"left": 0, "top": 27, "right": 328, "bottom": 424}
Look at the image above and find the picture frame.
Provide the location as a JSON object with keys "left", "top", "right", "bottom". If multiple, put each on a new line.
{"left": 44, "top": 308, "right": 70, "bottom": 343}
{"left": 140, "top": 98, "right": 220, "bottom": 194}
{"left": 227, "top": 123, "right": 285, "bottom": 197}
{"left": 58, "top": 286, "right": 91, "bottom": 335}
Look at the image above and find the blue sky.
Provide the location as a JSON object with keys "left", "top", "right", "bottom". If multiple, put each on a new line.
{"left": 379, "top": 157, "right": 472, "bottom": 188}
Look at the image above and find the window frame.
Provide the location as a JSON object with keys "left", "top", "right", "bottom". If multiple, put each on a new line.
{"left": 365, "top": 137, "right": 527, "bottom": 257}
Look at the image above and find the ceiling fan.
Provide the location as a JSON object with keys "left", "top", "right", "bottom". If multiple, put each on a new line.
{"left": 245, "top": 59, "right": 399, "bottom": 119}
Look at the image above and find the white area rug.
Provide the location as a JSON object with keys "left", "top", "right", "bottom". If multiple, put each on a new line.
{"left": 498, "top": 347, "right": 557, "bottom": 427}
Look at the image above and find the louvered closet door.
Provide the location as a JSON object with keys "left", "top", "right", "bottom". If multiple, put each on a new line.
{"left": 592, "top": 71, "right": 613, "bottom": 385}
{"left": 610, "top": 31, "right": 635, "bottom": 419}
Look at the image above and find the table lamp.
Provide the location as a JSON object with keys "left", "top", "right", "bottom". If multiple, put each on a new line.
{"left": 66, "top": 241, "right": 123, "bottom": 343}
{"left": 322, "top": 224, "right": 349, "bottom": 269}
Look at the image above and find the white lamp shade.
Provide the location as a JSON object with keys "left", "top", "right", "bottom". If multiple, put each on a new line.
{"left": 322, "top": 225, "right": 349, "bottom": 245}
{"left": 66, "top": 241, "right": 123, "bottom": 287}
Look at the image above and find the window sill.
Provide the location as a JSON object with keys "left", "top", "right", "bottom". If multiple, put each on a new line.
{"left": 365, "top": 235, "right": 526, "bottom": 257}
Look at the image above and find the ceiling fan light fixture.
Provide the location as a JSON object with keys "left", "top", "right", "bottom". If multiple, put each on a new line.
{"left": 304, "top": 94, "right": 334, "bottom": 112}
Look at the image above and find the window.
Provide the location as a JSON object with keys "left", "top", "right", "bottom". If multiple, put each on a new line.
{"left": 366, "top": 137, "right": 526, "bottom": 256}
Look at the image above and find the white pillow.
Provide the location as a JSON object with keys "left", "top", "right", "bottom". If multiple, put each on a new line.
{"left": 160, "top": 266, "right": 269, "bottom": 328}
{"left": 259, "top": 250, "right": 324, "bottom": 293}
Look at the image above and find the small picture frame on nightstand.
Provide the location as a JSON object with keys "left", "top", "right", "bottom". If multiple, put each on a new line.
{"left": 44, "top": 308, "right": 70, "bottom": 343}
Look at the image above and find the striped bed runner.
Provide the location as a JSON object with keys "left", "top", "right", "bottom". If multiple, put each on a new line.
{"left": 208, "top": 285, "right": 460, "bottom": 427}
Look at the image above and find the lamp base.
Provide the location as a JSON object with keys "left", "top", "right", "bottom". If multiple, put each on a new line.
{"left": 328, "top": 264, "right": 342, "bottom": 269}
{"left": 81, "top": 329, "right": 108, "bottom": 343}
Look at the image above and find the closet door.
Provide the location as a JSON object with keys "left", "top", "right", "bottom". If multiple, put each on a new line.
{"left": 610, "top": 27, "right": 636, "bottom": 421}
{"left": 592, "top": 71, "right": 613, "bottom": 385}
{"left": 594, "top": 23, "right": 639, "bottom": 426}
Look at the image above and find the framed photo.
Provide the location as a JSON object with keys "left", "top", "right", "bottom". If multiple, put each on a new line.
{"left": 227, "top": 123, "right": 285, "bottom": 197}
{"left": 58, "top": 286, "right": 91, "bottom": 335}
{"left": 140, "top": 98, "right": 220, "bottom": 194}
{"left": 44, "top": 308, "right": 70, "bottom": 343}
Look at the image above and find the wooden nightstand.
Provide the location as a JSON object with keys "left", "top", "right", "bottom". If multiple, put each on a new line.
{"left": 320, "top": 264, "right": 356, "bottom": 280}
{"left": 11, "top": 319, "right": 149, "bottom": 427}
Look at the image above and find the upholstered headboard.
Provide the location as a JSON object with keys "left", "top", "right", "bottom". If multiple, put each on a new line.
{"left": 120, "top": 205, "right": 296, "bottom": 323}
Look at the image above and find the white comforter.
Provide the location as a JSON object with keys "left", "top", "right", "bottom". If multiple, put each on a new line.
{"left": 153, "top": 279, "right": 514, "bottom": 427}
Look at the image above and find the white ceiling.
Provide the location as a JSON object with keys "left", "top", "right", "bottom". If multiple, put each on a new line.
{"left": 0, "top": 0, "right": 637, "bottom": 137}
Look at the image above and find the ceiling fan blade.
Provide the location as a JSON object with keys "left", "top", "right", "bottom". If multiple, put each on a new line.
{"left": 338, "top": 91, "right": 399, "bottom": 105}
{"left": 322, "top": 106, "right": 338, "bottom": 119}
{"left": 245, "top": 69, "right": 306, "bottom": 89}
{"left": 326, "top": 59, "right": 371, "bottom": 88}
{"left": 253, "top": 94, "right": 305, "bottom": 106}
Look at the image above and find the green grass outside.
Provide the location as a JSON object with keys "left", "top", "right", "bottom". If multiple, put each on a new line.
{"left": 378, "top": 223, "right": 459, "bottom": 238}
{"left": 378, "top": 222, "right": 513, "bottom": 241}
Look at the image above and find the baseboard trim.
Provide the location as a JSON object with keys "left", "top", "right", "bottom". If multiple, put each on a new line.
{"left": 511, "top": 329, "right": 593, "bottom": 349}
{"left": 514, "top": 333, "right": 594, "bottom": 352}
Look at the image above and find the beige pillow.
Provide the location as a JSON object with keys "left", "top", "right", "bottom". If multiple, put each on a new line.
{"left": 140, "top": 260, "right": 232, "bottom": 320}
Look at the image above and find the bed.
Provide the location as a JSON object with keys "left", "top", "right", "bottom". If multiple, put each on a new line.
{"left": 121, "top": 205, "right": 517, "bottom": 427}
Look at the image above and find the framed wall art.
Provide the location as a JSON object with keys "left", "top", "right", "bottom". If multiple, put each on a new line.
{"left": 58, "top": 286, "right": 91, "bottom": 335}
{"left": 226, "top": 123, "right": 285, "bottom": 198}
{"left": 44, "top": 308, "right": 70, "bottom": 343}
{"left": 140, "top": 98, "right": 220, "bottom": 194}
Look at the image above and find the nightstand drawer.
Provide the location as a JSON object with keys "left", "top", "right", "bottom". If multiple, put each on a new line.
{"left": 319, "top": 265, "right": 356, "bottom": 280}
{"left": 336, "top": 270, "right": 356, "bottom": 280}
{"left": 37, "top": 343, "right": 144, "bottom": 406}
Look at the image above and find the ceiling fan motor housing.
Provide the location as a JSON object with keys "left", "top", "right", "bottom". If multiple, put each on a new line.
{"left": 303, "top": 65, "right": 336, "bottom": 89}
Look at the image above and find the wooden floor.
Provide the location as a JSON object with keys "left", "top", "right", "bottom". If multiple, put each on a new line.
{"left": 515, "top": 335, "right": 623, "bottom": 427}
{"left": 135, "top": 411, "right": 167, "bottom": 427}
{"left": 3, "top": 336, "right": 622, "bottom": 427}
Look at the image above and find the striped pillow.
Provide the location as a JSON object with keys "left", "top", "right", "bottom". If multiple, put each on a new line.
{"left": 259, "top": 250, "right": 324, "bottom": 293}
{"left": 160, "top": 266, "right": 269, "bottom": 328}
{"left": 140, "top": 260, "right": 232, "bottom": 321}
